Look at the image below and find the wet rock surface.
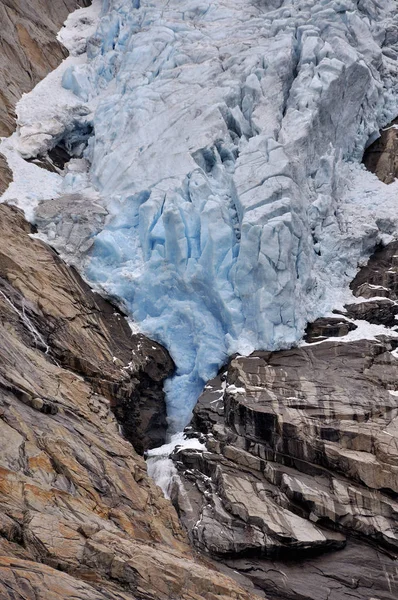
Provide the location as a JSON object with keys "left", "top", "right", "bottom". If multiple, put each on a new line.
{"left": 0, "top": 203, "right": 173, "bottom": 453}
{"left": 171, "top": 241, "right": 398, "bottom": 600}
{"left": 0, "top": 203, "right": 257, "bottom": 600}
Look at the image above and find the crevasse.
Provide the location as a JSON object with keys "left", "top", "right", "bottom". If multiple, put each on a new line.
{"left": 9, "top": 0, "right": 398, "bottom": 430}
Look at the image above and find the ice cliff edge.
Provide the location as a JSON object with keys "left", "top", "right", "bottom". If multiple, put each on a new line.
{"left": 7, "top": 0, "right": 398, "bottom": 429}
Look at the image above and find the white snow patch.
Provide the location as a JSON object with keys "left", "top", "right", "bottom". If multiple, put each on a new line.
{"left": 0, "top": 136, "right": 62, "bottom": 221}
{"left": 0, "top": 0, "right": 102, "bottom": 219}
{"left": 226, "top": 384, "right": 246, "bottom": 395}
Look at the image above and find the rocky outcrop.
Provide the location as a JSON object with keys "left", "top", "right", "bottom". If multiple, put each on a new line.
{"left": 170, "top": 241, "right": 398, "bottom": 600}
{"left": 0, "top": 2, "right": 255, "bottom": 599}
{"left": 350, "top": 240, "right": 398, "bottom": 299}
{"left": 305, "top": 241, "right": 398, "bottom": 336}
{"left": 171, "top": 341, "right": 398, "bottom": 599}
{"left": 363, "top": 119, "right": 398, "bottom": 184}
{"left": 343, "top": 241, "right": 398, "bottom": 327}
{"left": 35, "top": 193, "right": 108, "bottom": 261}
{"left": 0, "top": 203, "right": 173, "bottom": 453}
{"left": 304, "top": 316, "right": 357, "bottom": 343}
{"left": 0, "top": 202, "right": 257, "bottom": 600}
{"left": 0, "top": 152, "right": 12, "bottom": 194}
{"left": 0, "top": 0, "right": 91, "bottom": 137}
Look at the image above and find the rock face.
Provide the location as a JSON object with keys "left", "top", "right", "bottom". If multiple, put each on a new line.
{"left": 363, "top": 119, "right": 398, "bottom": 184}
{"left": 0, "top": 0, "right": 91, "bottom": 137}
{"left": 304, "top": 317, "right": 357, "bottom": 343}
{"left": 350, "top": 240, "right": 398, "bottom": 299}
{"left": 35, "top": 193, "right": 109, "bottom": 262}
{"left": 0, "top": 203, "right": 173, "bottom": 453}
{"left": 0, "top": 4, "right": 259, "bottom": 599}
{"left": 0, "top": 203, "right": 257, "bottom": 600}
{"left": 0, "top": 152, "right": 12, "bottom": 194}
{"left": 170, "top": 242, "right": 398, "bottom": 600}
{"left": 344, "top": 241, "right": 398, "bottom": 327}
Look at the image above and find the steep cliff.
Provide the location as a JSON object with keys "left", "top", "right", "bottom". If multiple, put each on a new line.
{"left": 0, "top": 202, "right": 258, "bottom": 600}
{"left": 0, "top": 0, "right": 91, "bottom": 197}
{"left": 2, "top": 0, "right": 398, "bottom": 598}
{"left": 0, "top": 3, "right": 260, "bottom": 599}
{"left": 0, "top": 0, "right": 91, "bottom": 137}
{"left": 11, "top": 0, "right": 398, "bottom": 432}
{"left": 169, "top": 243, "right": 398, "bottom": 599}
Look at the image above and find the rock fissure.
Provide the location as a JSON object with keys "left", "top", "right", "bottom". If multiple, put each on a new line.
{"left": 0, "top": 197, "right": 261, "bottom": 598}
{"left": 169, "top": 240, "right": 398, "bottom": 598}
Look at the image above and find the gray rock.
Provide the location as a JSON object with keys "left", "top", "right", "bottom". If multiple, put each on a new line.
{"left": 171, "top": 239, "right": 398, "bottom": 597}
{"left": 305, "top": 317, "right": 357, "bottom": 343}
{"left": 35, "top": 193, "right": 108, "bottom": 261}
{"left": 172, "top": 339, "right": 398, "bottom": 597}
{"left": 363, "top": 118, "right": 398, "bottom": 184}
{"left": 344, "top": 298, "right": 398, "bottom": 327}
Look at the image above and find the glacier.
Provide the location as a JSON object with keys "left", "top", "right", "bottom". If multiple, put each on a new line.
{"left": 3, "top": 0, "right": 398, "bottom": 430}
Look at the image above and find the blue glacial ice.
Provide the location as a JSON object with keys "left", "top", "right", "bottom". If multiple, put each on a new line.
{"left": 10, "top": 0, "right": 398, "bottom": 430}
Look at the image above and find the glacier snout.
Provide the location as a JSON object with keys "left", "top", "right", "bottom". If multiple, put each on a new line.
{"left": 13, "top": 0, "right": 398, "bottom": 430}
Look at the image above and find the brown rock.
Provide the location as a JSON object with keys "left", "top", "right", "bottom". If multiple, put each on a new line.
{"left": 350, "top": 240, "right": 398, "bottom": 301}
{"left": 0, "top": 3, "right": 258, "bottom": 598}
{"left": 0, "top": 0, "right": 91, "bottom": 137}
{"left": 0, "top": 204, "right": 257, "bottom": 600}
{"left": 344, "top": 297, "right": 398, "bottom": 327}
{"left": 0, "top": 151, "right": 12, "bottom": 194}
{"left": 0, "top": 203, "right": 173, "bottom": 452}
{"left": 305, "top": 316, "right": 357, "bottom": 343}
{"left": 363, "top": 118, "right": 398, "bottom": 184}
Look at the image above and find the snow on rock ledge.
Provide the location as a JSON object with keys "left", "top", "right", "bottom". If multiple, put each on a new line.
{"left": 8, "top": 0, "right": 398, "bottom": 430}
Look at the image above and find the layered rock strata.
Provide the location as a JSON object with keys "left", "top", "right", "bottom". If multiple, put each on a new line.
{"left": 0, "top": 203, "right": 173, "bottom": 453}
{"left": 0, "top": 3, "right": 262, "bottom": 598}
{"left": 170, "top": 242, "right": 398, "bottom": 600}
{"left": 0, "top": 202, "right": 258, "bottom": 600}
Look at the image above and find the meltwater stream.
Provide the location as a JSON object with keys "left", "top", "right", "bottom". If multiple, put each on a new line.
{"left": 146, "top": 432, "right": 205, "bottom": 498}
{"left": 2, "top": 0, "right": 398, "bottom": 436}
{"left": 0, "top": 291, "right": 50, "bottom": 354}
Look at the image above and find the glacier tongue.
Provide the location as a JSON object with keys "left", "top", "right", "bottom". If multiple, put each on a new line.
{"left": 6, "top": 0, "right": 398, "bottom": 430}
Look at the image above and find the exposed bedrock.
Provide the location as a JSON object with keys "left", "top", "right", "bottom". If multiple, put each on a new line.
{"left": 0, "top": 152, "right": 12, "bottom": 195}
{"left": 0, "top": 202, "right": 257, "bottom": 600}
{"left": 350, "top": 240, "right": 398, "bottom": 300}
{"left": 304, "top": 316, "right": 357, "bottom": 343}
{"left": 0, "top": 203, "right": 173, "bottom": 453}
{"left": 0, "top": 0, "right": 91, "bottom": 137}
{"left": 170, "top": 242, "right": 398, "bottom": 600}
{"left": 363, "top": 118, "right": 398, "bottom": 184}
{"left": 343, "top": 240, "right": 398, "bottom": 327}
